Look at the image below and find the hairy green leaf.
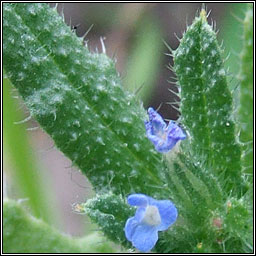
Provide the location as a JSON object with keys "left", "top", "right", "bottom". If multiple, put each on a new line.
{"left": 155, "top": 8, "right": 252, "bottom": 253}
{"left": 3, "top": 3, "right": 168, "bottom": 197}
{"left": 173, "top": 10, "right": 243, "bottom": 194}
{"left": 83, "top": 193, "right": 135, "bottom": 248}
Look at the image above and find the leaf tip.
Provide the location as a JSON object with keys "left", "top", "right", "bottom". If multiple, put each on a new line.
{"left": 200, "top": 8, "right": 207, "bottom": 22}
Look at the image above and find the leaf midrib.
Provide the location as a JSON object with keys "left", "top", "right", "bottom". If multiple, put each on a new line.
{"left": 197, "top": 19, "right": 213, "bottom": 163}
{"left": 12, "top": 4, "right": 163, "bottom": 187}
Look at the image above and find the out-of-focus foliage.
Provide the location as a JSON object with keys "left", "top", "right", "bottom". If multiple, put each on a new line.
{"left": 124, "top": 15, "right": 163, "bottom": 103}
{"left": 238, "top": 3, "right": 253, "bottom": 177}
{"left": 3, "top": 199, "right": 116, "bottom": 253}
{"left": 220, "top": 3, "right": 247, "bottom": 86}
{"left": 3, "top": 75, "right": 52, "bottom": 223}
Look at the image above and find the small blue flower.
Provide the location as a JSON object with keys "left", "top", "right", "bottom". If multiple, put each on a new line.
{"left": 125, "top": 193, "right": 178, "bottom": 252}
{"left": 145, "top": 107, "right": 186, "bottom": 153}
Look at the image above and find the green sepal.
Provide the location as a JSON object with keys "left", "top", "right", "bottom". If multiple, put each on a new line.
{"left": 82, "top": 193, "right": 135, "bottom": 248}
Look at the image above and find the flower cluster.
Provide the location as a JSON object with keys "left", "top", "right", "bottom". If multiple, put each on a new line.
{"left": 125, "top": 193, "right": 178, "bottom": 252}
{"left": 145, "top": 107, "right": 186, "bottom": 153}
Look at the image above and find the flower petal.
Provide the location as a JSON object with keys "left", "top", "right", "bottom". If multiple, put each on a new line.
{"left": 135, "top": 206, "right": 146, "bottom": 221}
{"left": 125, "top": 207, "right": 146, "bottom": 241}
{"left": 149, "top": 198, "right": 178, "bottom": 231}
{"left": 167, "top": 121, "right": 186, "bottom": 140}
{"left": 127, "top": 194, "right": 148, "bottom": 207}
{"left": 155, "top": 139, "right": 177, "bottom": 153}
{"left": 145, "top": 108, "right": 186, "bottom": 153}
{"left": 145, "top": 129, "right": 166, "bottom": 149}
{"left": 125, "top": 216, "right": 139, "bottom": 242}
{"left": 147, "top": 107, "right": 167, "bottom": 134}
{"left": 131, "top": 224, "right": 159, "bottom": 252}
{"left": 152, "top": 121, "right": 186, "bottom": 152}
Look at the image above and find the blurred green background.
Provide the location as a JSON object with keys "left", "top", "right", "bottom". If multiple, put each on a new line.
{"left": 3, "top": 3, "right": 247, "bottom": 237}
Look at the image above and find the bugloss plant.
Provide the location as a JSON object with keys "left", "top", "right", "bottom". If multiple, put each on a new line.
{"left": 3, "top": 3, "right": 253, "bottom": 253}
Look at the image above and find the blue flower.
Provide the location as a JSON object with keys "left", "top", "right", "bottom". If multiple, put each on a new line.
{"left": 125, "top": 193, "right": 178, "bottom": 252}
{"left": 145, "top": 107, "right": 186, "bottom": 153}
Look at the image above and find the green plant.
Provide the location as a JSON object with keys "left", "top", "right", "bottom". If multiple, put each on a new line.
{"left": 3, "top": 199, "right": 115, "bottom": 253}
{"left": 3, "top": 3, "right": 253, "bottom": 253}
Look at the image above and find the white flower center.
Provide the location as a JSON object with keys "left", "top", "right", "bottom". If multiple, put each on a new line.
{"left": 157, "top": 129, "right": 167, "bottom": 140}
{"left": 156, "top": 130, "right": 167, "bottom": 146}
{"left": 142, "top": 205, "right": 161, "bottom": 226}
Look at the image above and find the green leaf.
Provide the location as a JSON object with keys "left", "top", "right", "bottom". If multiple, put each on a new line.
{"left": 223, "top": 195, "right": 253, "bottom": 252}
{"left": 83, "top": 193, "right": 135, "bottom": 248}
{"left": 220, "top": 3, "right": 247, "bottom": 90}
{"left": 3, "top": 199, "right": 115, "bottom": 253}
{"left": 3, "top": 75, "right": 53, "bottom": 223}
{"left": 156, "top": 152, "right": 223, "bottom": 253}
{"left": 155, "top": 8, "right": 253, "bottom": 253}
{"left": 3, "top": 3, "right": 168, "bottom": 198}
{"left": 238, "top": 4, "right": 253, "bottom": 175}
{"left": 173, "top": 9, "right": 243, "bottom": 194}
